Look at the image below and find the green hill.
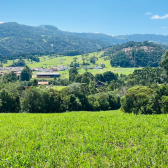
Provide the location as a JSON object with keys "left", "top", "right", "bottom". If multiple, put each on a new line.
{"left": 0, "top": 22, "right": 110, "bottom": 57}
{"left": 1, "top": 22, "right": 168, "bottom": 59}
{"left": 103, "top": 41, "right": 167, "bottom": 67}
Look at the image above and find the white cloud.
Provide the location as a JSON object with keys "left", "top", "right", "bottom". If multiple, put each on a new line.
{"left": 145, "top": 12, "right": 152, "bottom": 15}
{"left": 151, "top": 14, "right": 168, "bottom": 19}
{"left": 0, "top": 22, "right": 4, "bottom": 24}
{"left": 161, "top": 26, "right": 168, "bottom": 29}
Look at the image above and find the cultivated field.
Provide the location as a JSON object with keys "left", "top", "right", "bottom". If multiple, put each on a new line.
{"left": 0, "top": 110, "right": 168, "bottom": 167}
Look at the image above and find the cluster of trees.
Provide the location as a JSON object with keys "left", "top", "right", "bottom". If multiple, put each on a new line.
{"left": 120, "top": 50, "right": 168, "bottom": 114}
{"left": 90, "top": 56, "right": 98, "bottom": 64}
{"left": 69, "top": 67, "right": 118, "bottom": 85}
{"left": 11, "top": 59, "right": 26, "bottom": 67}
{"left": 1, "top": 49, "right": 168, "bottom": 114}
{"left": 62, "top": 50, "right": 84, "bottom": 56}
{"left": 1, "top": 63, "right": 168, "bottom": 114}
{"left": 121, "top": 85, "right": 168, "bottom": 114}
{"left": 102, "top": 41, "right": 166, "bottom": 67}
{"left": 0, "top": 82, "right": 120, "bottom": 113}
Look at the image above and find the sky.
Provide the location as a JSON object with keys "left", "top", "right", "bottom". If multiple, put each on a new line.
{"left": 0, "top": 0, "right": 168, "bottom": 35}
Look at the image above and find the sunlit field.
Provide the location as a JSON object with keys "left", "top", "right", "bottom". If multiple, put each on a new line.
{"left": 4, "top": 52, "right": 140, "bottom": 78}
{"left": 0, "top": 110, "right": 168, "bottom": 167}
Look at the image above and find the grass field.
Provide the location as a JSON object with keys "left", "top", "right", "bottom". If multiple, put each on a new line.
{"left": 4, "top": 52, "right": 140, "bottom": 78}
{"left": 0, "top": 110, "right": 168, "bottom": 167}
{"left": 51, "top": 86, "right": 67, "bottom": 91}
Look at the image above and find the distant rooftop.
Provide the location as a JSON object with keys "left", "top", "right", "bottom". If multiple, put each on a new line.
{"left": 37, "top": 73, "right": 60, "bottom": 75}
{"left": 38, "top": 81, "right": 49, "bottom": 85}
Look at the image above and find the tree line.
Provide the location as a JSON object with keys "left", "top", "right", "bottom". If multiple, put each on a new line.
{"left": 1, "top": 50, "right": 168, "bottom": 114}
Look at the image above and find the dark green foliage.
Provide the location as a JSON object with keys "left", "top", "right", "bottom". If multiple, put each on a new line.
{"left": 160, "top": 50, "right": 168, "bottom": 75}
{"left": 68, "top": 94, "right": 82, "bottom": 111}
{"left": 121, "top": 85, "right": 168, "bottom": 115}
{"left": 121, "top": 86, "right": 155, "bottom": 114}
{"left": 41, "top": 89, "right": 62, "bottom": 113}
{"left": 21, "top": 88, "right": 43, "bottom": 113}
{"left": 21, "top": 88, "right": 62, "bottom": 113}
{"left": 2, "top": 71, "right": 18, "bottom": 83}
{"left": 32, "top": 79, "right": 38, "bottom": 86}
{"left": 88, "top": 91, "right": 120, "bottom": 111}
{"left": 103, "top": 71, "right": 118, "bottom": 84}
{"left": 20, "top": 65, "right": 32, "bottom": 81}
{"left": 90, "top": 56, "right": 98, "bottom": 64}
{"left": 95, "top": 74, "right": 104, "bottom": 82}
{"left": 69, "top": 67, "right": 78, "bottom": 82}
{"left": 11, "top": 59, "right": 26, "bottom": 67}
{"left": 0, "top": 89, "right": 20, "bottom": 112}
{"left": 126, "top": 67, "right": 164, "bottom": 87}
{"left": 68, "top": 83, "right": 90, "bottom": 96}
{"left": 111, "top": 51, "right": 130, "bottom": 67}
{"left": 62, "top": 50, "right": 84, "bottom": 56}
{"left": 95, "top": 71, "right": 118, "bottom": 83}
{"left": 74, "top": 72, "right": 94, "bottom": 84}
{"left": 101, "top": 64, "right": 105, "bottom": 68}
{"left": 107, "top": 41, "right": 166, "bottom": 67}
{"left": 81, "top": 76, "right": 90, "bottom": 84}
{"left": 0, "top": 22, "right": 109, "bottom": 57}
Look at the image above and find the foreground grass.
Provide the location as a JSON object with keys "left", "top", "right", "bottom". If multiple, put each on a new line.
{"left": 1, "top": 110, "right": 168, "bottom": 167}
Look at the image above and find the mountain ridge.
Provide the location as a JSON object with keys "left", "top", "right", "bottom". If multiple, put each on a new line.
{"left": 0, "top": 22, "right": 168, "bottom": 57}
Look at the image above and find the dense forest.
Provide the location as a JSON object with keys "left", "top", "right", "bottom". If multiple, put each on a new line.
{"left": 102, "top": 41, "right": 167, "bottom": 67}
{"left": 0, "top": 22, "right": 109, "bottom": 56}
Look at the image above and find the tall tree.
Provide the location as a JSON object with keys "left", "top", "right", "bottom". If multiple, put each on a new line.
{"left": 20, "top": 65, "right": 32, "bottom": 81}
{"left": 69, "top": 67, "right": 78, "bottom": 82}
{"left": 160, "top": 51, "right": 168, "bottom": 75}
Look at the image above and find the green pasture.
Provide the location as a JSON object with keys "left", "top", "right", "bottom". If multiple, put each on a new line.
{"left": 27, "top": 52, "right": 104, "bottom": 68}
{"left": 51, "top": 86, "right": 67, "bottom": 91}
{"left": 32, "top": 67, "right": 137, "bottom": 79}
{"left": 4, "top": 52, "right": 140, "bottom": 78}
{"left": 37, "top": 86, "right": 66, "bottom": 91}
{"left": 0, "top": 110, "right": 168, "bottom": 167}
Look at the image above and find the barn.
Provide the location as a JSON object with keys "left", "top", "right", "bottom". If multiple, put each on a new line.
{"left": 37, "top": 73, "right": 61, "bottom": 78}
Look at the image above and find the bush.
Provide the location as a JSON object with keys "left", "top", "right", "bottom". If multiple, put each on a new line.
{"left": 121, "top": 86, "right": 155, "bottom": 114}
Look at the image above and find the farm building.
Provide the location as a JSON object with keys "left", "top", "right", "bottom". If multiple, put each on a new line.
{"left": 37, "top": 73, "right": 60, "bottom": 78}
{"left": 38, "top": 81, "right": 49, "bottom": 85}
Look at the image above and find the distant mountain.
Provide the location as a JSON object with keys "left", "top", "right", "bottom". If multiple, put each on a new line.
{"left": 73, "top": 32, "right": 122, "bottom": 44}
{"left": 103, "top": 41, "right": 167, "bottom": 67}
{"left": 0, "top": 22, "right": 168, "bottom": 57}
{"left": 114, "top": 34, "right": 168, "bottom": 45}
{"left": 74, "top": 33, "right": 168, "bottom": 46}
{"left": 0, "top": 22, "right": 110, "bottom": 56}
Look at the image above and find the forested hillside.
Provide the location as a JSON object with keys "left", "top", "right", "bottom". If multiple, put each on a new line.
{"left": 1, "top": 22, "right": 168, "bottom": 59}
{"left": 74, "top": 33, "right": 168, "bottom": 45}
{"left": 103, "top": 41, "right": 166, "bottom": 67}
{"left": 0, "top": 22, "right": 109, "bottom": 57}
